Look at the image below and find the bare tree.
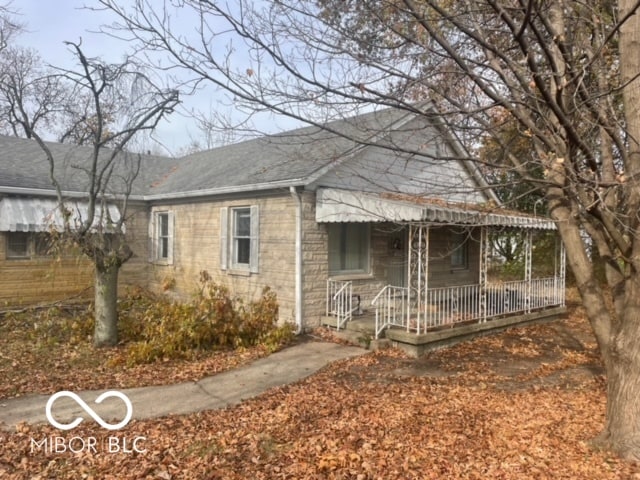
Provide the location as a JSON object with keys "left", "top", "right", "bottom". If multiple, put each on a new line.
{"left": 0, "top": 3, "right": 21, "bottom": 52}
{"left": 0, "top": 46, "right": 70, "bottom": 138}
{"left": 0, "top": 6, "right": 66, "bottom": 138}
{"left": 0, "top": 39, "right": 178, "bottom": 346}
{"left": 98, "top": 0, "right": 640, "bottom": 458}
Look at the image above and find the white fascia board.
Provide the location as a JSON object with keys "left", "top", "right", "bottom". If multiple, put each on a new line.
{"left": 0, "top": 186, "right": 147, "bottom": 203}
{"left": 141, "top": 179, "right": 308, "bottom": 202}
{"left": 1, "top": 179, "right": 309, "bottom": 203}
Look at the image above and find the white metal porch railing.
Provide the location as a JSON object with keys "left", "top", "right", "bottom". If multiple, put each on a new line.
{"left": 326, "top": 279, "right": 353, "bottom": 331}
{"left": 372, "top": 285, "right": 409, "bottom": 339}
{"left": 372, "top": 276, "right": 565, "bottom": 338}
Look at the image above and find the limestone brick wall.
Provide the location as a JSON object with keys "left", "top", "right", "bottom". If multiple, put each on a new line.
{"left": 119, "top": 204, "right": 151, "bottom": 290}
{"left": 301, "top": 201, "right": 400, "bottom": 326}
{"left": 300, "top": 191, "right": 329, "bottom": 325}
{"left": 147, "top": 193, "right": 297, "bottom": 324}
{"left": 426, "top": 226, "right": 480, "bottom": 288}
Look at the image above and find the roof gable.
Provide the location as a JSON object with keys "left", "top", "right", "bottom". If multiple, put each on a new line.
{"left": 309, "top": 112, "right": 492, "bottom": 204}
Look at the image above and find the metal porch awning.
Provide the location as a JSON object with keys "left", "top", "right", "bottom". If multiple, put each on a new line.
{"left": 0, "top": 197, "right": 123, "bottom": 233}
{"left": 315, "top": 188, "right": 555, "bottom": 229}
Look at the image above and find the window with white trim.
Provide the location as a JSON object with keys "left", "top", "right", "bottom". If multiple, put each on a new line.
{"left": 220, "top": 206, "right": 259, "bottom": 273}
{"left": 151, "top": 210, "right": 174, "bottom": 264}
{"left": 328, "top": 223, "right": 370, "bottom": 275}
{"left": 158, "top": 212, "right": 170, "bottom": 260}
{"left": 232, "top": 208, "right": 251, "bottom": 267}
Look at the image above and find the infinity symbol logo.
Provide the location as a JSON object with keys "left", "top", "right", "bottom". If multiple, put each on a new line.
{"left": 45, "top": 391, "right": 133, "bottom": 431}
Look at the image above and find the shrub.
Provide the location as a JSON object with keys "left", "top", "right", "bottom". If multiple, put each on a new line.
{"left": 120, "top": 275, "right": 292, "bottom": 365}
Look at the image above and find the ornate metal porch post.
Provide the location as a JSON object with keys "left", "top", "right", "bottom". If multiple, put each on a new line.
{"left": 524, "top": 229, "right": 533, "bottom": 313}
{"left": 407, "top": 225, "right": 412, "bottom": 331}
{"left": 558, "top": 237, "right": 566, "bottom": 307}
{"left": 479, "top": 226, "right": 489, "bottom": 322}
{"left": 423, "top": 226, "right": 430, "bottom": 333}
{"left": 408, "top": 224, "right": 429, "bottom": 334}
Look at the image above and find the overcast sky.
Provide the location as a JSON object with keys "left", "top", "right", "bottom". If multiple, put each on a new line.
{"left": 12, "top": 1, "right": 299, "bottom": 155}
{"left": 12, "top": 1, "right": 196, "bottom": 154}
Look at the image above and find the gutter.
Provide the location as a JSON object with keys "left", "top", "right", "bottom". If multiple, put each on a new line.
{"left": 0, "top": 186, "right": 143, "bottom": 200}
{"left": 0, "top": 186, "right": 148, "bottom": 204}
{"left": 290, "top": 186, "right": 304, "bottom": 334}
{"left": 142, "top": 179, "right": 307, "bottom": 202}
{"left": 0, "top": 178, "right": 309, "bottom": 203}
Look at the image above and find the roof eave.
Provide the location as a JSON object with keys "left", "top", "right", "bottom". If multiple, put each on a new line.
{"left": 142, "top": 178, "right": 309, "bottom": 202}
{"left": 0, "top": 178, "right": 311, "bottom": 203}
{"left": 0, "top": 186, "right": 146, "bottom": 202}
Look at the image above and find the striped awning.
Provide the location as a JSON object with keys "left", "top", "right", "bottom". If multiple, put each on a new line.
{"left": 0, "top": 197, "right": 123, "bottom": 233}
{"left": 315, "top": 188, "right": 556, "bottom": 230}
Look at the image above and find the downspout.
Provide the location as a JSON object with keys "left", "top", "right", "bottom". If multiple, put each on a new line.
{"left": 290, "top": 186, "right": 304, "bottom": 334}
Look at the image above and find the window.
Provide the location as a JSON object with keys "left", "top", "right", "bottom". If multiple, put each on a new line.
{"left": 220, "top": 206, "right": 259, "bottom": 273}
{"left": 232, "top": 208, "right": 251, "bottom": 266}
{"left": 151, "top": 211, "right": 174, "bottom": 263}
{"left": 5, "top": 232, "right": 54, "bottom": 260}
{"left": 6, "top": 232, "right": 28, "bottom": 259}
{"left": 328, "top": 223, "right": 370, "bottom": 275}
{"left": 451, "top": 231, "right": 469, "bottom": 269}
{"left": 158, "top": 212, "right": 170, "bottom": 260}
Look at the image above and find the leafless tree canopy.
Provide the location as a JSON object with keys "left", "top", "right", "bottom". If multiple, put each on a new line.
{"left": 95, "top": 0, "right": 640, "bottom": 458}
{"left": 0, "top": 11, "right": 179, "bottom": 346}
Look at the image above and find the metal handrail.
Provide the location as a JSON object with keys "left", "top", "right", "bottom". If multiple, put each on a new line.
{"left": 326, "top": 279, "right": 353, "bottom": 331}
{"left": 372, "top": 285, "right": 408, "bottom": 339}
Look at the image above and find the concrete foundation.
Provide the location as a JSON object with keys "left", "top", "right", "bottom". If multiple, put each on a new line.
{"left": 321, "top": 306, "right": 567, "bottom": 357}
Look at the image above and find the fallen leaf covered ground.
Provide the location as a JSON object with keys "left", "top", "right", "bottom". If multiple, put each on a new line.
{"left": 0, "top": 308, "right": 277, "bottom": 399}
{"left": 2, "top": 302, "right": 640, "bottom": 478}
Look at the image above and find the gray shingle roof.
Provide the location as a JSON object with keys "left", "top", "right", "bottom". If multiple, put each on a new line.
{"left": 0, "top": 107, "right": 445, "bottom": 199}
{"left": 146, "top": 107, "right": 414, "bottom": 196}
{"left": 0, "top": 135, "right": 175, "bottom": 196}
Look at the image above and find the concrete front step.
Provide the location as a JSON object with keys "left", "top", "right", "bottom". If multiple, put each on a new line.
{"left": 320, "top": 315, "right": 377, "bottom": 334}
{"left": 320, "top": 314, "right": 390, "bottom": 351}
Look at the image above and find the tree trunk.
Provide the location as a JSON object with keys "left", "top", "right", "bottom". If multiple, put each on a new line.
{"left": 602, "top": 1, "right": 640, "bottom": 459}
{"left": 596, "top": 276, "right": 640, "bottom": 460}
{"left": 93, "top": 266, "right": 119, "bottom": 347}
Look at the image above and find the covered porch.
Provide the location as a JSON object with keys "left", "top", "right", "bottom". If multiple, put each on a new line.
{"left": 317, "top": 188, "right": 566, "bottom": 351}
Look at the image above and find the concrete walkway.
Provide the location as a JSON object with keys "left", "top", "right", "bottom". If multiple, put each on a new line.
{"left": 0, "top": 341, "right": 365, "bottom": 431}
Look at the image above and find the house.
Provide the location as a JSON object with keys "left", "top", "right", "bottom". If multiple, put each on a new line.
{"left": 0, "top": 106, "right": 565, "bottom": 353}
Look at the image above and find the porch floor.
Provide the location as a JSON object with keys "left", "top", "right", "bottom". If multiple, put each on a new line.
{"left": 320, "top": 306, "right": 567, "bottom": 357}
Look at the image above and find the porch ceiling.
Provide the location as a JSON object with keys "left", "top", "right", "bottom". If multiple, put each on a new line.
{"left": 0, "top": 197, "right": 123, "bottom": 233}
{"left": 315, "top": 188, "right": 555, "bottom": 229}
